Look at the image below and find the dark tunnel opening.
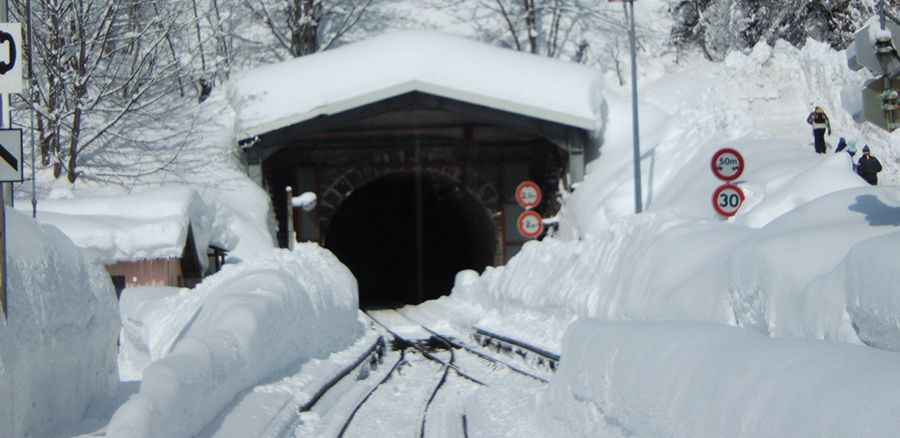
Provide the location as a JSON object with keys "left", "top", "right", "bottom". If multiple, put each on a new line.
{"left": 325, "top": 172, "right": 496, "bottom": 308}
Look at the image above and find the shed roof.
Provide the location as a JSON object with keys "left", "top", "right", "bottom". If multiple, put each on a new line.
{"left": 32, "top": 186, "right": 236, "bottom": 269}
{"left": 229, "top": 31, "right": 604, "bottom": 141}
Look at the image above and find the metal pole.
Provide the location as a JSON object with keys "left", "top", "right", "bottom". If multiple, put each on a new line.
{"left": 880, "top": 0, "right": 886, "bottom": 31}
{"left": 27, "top": 0, "right": 34, "bottom": 218}
{"left": 628, "top": 0, "right": 643, "bottom": 213}
{"left": 0, "top": 0, "right": 8, "bottom": 209}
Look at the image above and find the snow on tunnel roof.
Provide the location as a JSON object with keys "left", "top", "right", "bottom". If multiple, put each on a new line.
{"left": 31, "top": 186, "right": 236, "bottom": 268}
{"left": 229, "top": 31, "right": 603, "bottom": 141}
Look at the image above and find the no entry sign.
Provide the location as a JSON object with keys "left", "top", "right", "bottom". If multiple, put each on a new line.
{"left": 712, "top": 184, "right": 745, "bottom": 217}
{"left": 515, "top": 181, "right": 542, "bottom": 210}
{"left": 517, "top": 210, "right": 544, "bottom": 239}
{"left": 711, "top": 148, "right": 744, "bottom": 181}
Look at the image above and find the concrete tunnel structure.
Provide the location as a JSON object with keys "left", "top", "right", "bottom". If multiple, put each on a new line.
{"left": 232, "top": 31, "right": 602, "bottom": 307}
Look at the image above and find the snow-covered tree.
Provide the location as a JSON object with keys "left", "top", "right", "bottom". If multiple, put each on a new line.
{"left": 12, "top": 0, "right": 195, "bottom": 182}
{"left": 670, "top": 0, "right": 886, "bottom": 61}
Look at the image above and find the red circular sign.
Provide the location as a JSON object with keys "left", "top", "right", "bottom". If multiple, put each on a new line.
{"left": 712, "top": 184, "right": 745, "bottom": 217}
{"left": 711, "top": 148, "right": 745, "bottom": 181}
{"left": 515, "top": 181, "right": 543, "bottom": 210}
{"left": 517, "top": 210, "right": 544, "bottom": 239}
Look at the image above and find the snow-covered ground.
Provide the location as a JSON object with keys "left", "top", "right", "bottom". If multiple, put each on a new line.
{"left": 6, "top": 3, "right": 900, "bottom": 436}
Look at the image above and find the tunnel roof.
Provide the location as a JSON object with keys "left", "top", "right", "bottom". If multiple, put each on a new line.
{"left": 229, "top": 31, "right": 603, "bottom": 142}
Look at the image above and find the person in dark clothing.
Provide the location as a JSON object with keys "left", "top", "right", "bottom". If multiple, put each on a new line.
{"left": 857, "top": 145, "right": 883, "bottom": 186}
{"left": 806, "top": 106, "right": 831, "bottom": 154}
{"left": 835, "top": 137, "right": 847, "bottom": 153}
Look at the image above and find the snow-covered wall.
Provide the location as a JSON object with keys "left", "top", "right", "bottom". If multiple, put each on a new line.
{"left": 542, "top": 319, "right": 900, "bottom": 438}
{"left": 105, "top": 244, "right": 362, "bottom": 438}
{"left": 0, "top": 210, "right": 120, "bottom": 438}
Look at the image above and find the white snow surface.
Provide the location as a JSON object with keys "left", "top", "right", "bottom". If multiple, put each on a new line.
{"left": 229, "top": 31, "right": 605, "bottom": 139}
{"left": 28, "top": 186, "right": 237, "bottom": 270}
{"left": 542, "top": 320, "right": 900, "bottom": 438}
{"left": 105, "top": 243, "right": 362, "bottom": 438}
{"left": 117, "top": 286, "right": 184, "bottom": 381}
{"left": 0, "top": 209, "right": 120, "bottom": 438}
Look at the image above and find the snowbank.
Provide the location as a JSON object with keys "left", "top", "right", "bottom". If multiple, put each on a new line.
{"left": 105, "top": 244, "right": 362, "bottom": 438}
{"left": 561, "top": 39, "right": 896, "bottom": 238}
{"left": 453, "top": 186, "right": 900, "bottom": 350}
{"left": 542, "top": 320, "right": 900, "bottom": 438}
{"left": 0, "top": 209, "right": 120, "bottom": 438}
{"left": 33, "top": 186, "right": 237, "bottom": 270}
{"left": 117, "top": 287, "right": 184, "bottom": 381}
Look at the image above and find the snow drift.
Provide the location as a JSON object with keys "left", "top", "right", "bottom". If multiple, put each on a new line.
{"left": 0, "top": 209, "right": 120, "bottom": 438}
{"left": 542, "top": 320, "right": 900, "bottom": 438}
{"left": 105, "top": 244, "right": 362, "bottom": 438}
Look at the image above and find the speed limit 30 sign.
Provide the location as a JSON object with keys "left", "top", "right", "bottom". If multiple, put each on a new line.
{"left": 712, "top": 184, "right": 745, "bottom": 217}
{"left": 517, "top": 210, "right": 544, "bottom": 239}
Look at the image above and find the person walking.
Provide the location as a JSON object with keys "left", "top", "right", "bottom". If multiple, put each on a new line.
{"left": 857, "top": 145, "right": 883, "bottom": 186}
{"left": 806, "top": 106, "right": 831, "bottom": 154}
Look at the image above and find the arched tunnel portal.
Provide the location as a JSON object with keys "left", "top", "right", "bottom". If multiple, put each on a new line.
{"left": 325, "top": 171, "right": 496, "bottom": 307}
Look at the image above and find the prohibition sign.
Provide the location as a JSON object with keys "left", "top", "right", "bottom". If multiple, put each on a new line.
{"left": 515, "top": 181, "right": 543, "bottom": 210}
{"left": 712, "top": 184, "right": 745, "bottom": 217}
{"left": 517, "top": 210, "right": 544, "bottom": 239}
{"left": 711, "top": 148, "right": 745, "bottom": 181}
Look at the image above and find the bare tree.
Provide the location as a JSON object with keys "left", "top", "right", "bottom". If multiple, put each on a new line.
{"left": 242, "top": 0, "right": 378, "bottom": 58}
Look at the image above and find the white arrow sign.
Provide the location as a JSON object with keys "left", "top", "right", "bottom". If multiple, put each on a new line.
{"left": 0, "top": 23, "right": 23, "bottom": 94}
{"left": 0, "top": 129, "right": 23, "bottom": 182}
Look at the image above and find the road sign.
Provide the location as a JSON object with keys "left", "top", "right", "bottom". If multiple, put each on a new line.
{"left": 0, "top": 128, "right": 22, "bottom": 182}
{"left": 711, "top": 148, "right": 744, "bottom": 181}
{"left": 517, "top": 210, "right": 544, "bottom": 239}
{"left": 515, "top": 181, "right": 542, "bottom": 210}
{"left": 0, "top": 23, "right": 22, "bottom": 94}
{"left": 712, "top": 184, "right": 745, "bottom": 217}
{"left": 0, "top": 194, "right": 5, "bottom": 319}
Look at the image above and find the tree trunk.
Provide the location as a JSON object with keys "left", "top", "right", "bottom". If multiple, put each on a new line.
{"left": 291, "top": 0, "right": 318, "bottom": 56}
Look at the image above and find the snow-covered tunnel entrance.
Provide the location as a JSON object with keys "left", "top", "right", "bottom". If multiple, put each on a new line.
{"left": 325, "top": 172, "right": 496, "bottom": 307}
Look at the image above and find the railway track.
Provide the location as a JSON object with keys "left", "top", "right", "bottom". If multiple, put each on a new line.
{"left": 299, "top": 308, "right": 560, "bottom": 438}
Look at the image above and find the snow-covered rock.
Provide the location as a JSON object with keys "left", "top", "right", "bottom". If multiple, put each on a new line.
{"left": 105, "top": 244, "right": 362, "bottom": 438}
{"left": 0, "top": 209, "right": 120, "bottom": 438}
{"left": 542, "top": 319, "right": 900, "bottom": 438}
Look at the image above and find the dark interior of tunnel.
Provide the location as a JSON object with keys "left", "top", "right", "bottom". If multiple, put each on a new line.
{"left": 325, "top": 172, "right": 496, "bottom": 308}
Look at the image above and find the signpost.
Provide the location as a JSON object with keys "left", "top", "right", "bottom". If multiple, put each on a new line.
{"left": 710, "top": 148, "right": 744, "bottom": 181}
{"left": 712, "top": 184, "right": 745, "bottom": 218}
{"left": 0, "top": 12, "right": 23, "bottom": 321}
{"left": 514, "top": 180, "right": 542, "bottom": 210}
{"left": 517, "top": 210, "right": 544, "bottom": 239}
{"left": 711, "top": 148, "right": 746, "bottom": 218}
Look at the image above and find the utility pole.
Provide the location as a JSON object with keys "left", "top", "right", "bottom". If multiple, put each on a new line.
{"left": 615, "top": 0, "right": 643, "bottom": 213}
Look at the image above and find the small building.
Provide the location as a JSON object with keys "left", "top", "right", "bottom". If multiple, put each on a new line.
{"left": 33, "top": 187, "right": 237, "bottom": 298}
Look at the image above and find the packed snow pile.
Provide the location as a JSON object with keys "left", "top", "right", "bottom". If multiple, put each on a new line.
{"left": 541, "top": 320, "right": 900, "bottom": 438}
{"left": 105, "top": 243, "right": 362, "bottom": 438}
{"left": 229, "top": 30, "right": 604, "bottom": 140}
{"left": 30, "top": 186, "right": 237, "bottom": 270}
{"left": 455, "top": 186, "right": 900, "bottom": 350}
{"left": 117, "top": 287, "right": 184, "bottom": 381}
{"left": 0, "top": 209, "right": 120, "bottom": 438}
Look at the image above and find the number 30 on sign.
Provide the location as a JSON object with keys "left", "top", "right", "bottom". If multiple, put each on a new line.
{"left": 712, "top": 184, "right": 745, "bottom": 217}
